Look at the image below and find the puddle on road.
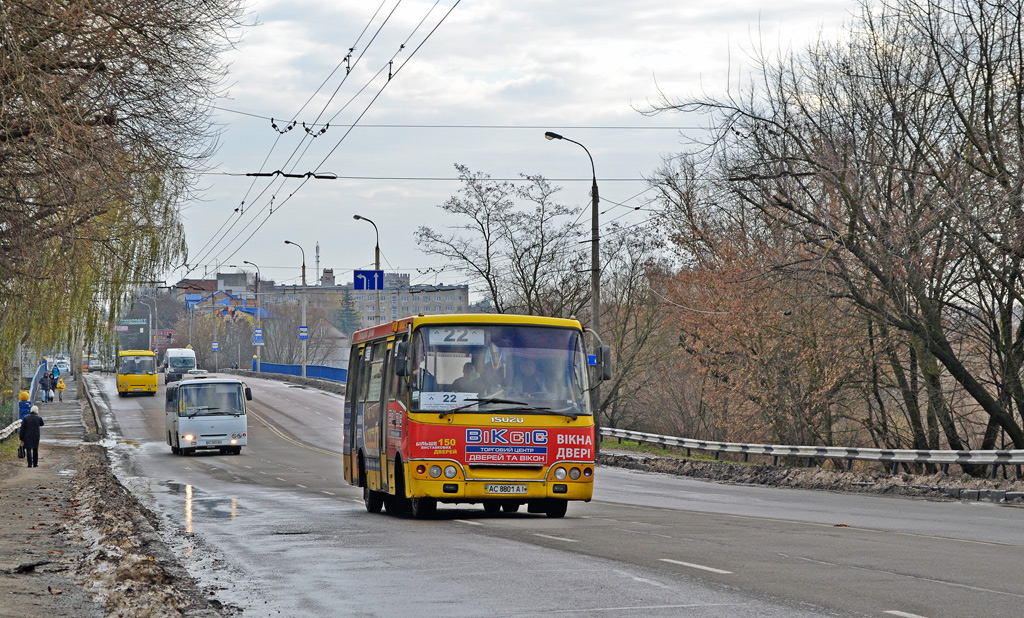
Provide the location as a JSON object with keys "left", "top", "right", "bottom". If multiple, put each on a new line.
{"left": 161, "top": 482, "right": 243, "bottom": 533}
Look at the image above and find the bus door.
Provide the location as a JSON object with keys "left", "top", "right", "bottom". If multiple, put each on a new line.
{"left": 343, "top": 344, "right": 363, "bottom": 486}
{"left": 362, "top": 340, "right": 389, "bottom": 491}
{"left": 384, "top": 335, "right": 408, "bottom": 493}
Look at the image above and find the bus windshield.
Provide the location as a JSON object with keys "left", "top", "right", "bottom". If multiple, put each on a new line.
{"left": 178, "top": 383, "right": 245, "bottom": 417}
{"left": 410, "top": 325, "right": 592, "bottom": 416}
{"left": 168, "top": 356, "right": 196, "bottom": 370}
{"left": 119, "top": 355, "right": 156, "bottom": 374}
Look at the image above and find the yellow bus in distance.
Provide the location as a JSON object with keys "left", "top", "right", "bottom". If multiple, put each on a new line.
{"left": 117, "top": 350, "right": 158, "bottom": 396}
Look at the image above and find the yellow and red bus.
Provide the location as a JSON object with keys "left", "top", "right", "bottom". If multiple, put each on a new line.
{"left": 116, "top": 349, "right": 158, "bottom": 396}
{"left": 344, "top": 314, "right": 610, "bottom": 519}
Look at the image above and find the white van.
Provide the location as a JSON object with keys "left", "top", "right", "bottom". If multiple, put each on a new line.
{"left": 165, "top": 376, "right": 250, "bottom": 455}
{"left": 164, "top": 348, "right": 197, "bottom": 383}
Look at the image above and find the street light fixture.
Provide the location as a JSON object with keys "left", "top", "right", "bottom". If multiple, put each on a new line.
{"left": 243, "top": 261, "right": 262, "bottom": 373}
{"left": 284, "top": 240, "right": 308, "bottom": 378}
{"left": 545, "top": 130, "right": 602, "bottom": 415}
{"left": 353, "top": 214, "right": 381, "bottom": 324}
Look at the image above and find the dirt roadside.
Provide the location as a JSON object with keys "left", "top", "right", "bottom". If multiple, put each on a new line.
{"left": 0, "top": 381, "right": 229, "bottom": 618}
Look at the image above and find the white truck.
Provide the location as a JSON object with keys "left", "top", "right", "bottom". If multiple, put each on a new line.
{"left": 164, "top": 347, "right": 197, "bottom": 384}
{"left": 165, "top": 376, "right": 251, "bottom": 456}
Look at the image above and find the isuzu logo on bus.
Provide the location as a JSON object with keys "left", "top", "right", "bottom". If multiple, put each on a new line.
{"left": 491, "top": 416, "right": 524, "bottom": 423}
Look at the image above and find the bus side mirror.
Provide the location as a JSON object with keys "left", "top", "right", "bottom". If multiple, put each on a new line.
{"left": 394, "top": 341, "right": 409, "bottom": 376}
{"left": 245, "top": 386, "right": 253, "bottom": 401}
{"left": 598, "top": 345, "right": 612, "bottom": 381}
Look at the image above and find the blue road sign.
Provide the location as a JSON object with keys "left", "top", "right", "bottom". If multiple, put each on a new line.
{"left": 354, "top": 269, "right": 384, "bottom": 290}
{"left": 299, "top": 325, "right": 308, "bottom": 341}
{"left": 253, "top": 328, "right": 264, "bottom": 346}
{"left": 212, "top": 341, "right": 219, "bottom": 352}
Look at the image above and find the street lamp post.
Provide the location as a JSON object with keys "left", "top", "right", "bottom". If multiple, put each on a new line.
{"left": 284, "top": 240, "right": 308, "bottom": 378}
{"left": 138, "top": 299, "right": 155, "bottom": 352}
{"left": 353, "top": 214, "right": 381, "bottom": 324}
{"left": 545, "top": 130, "right": 602, "bottom": 415}
{"left": 243, "top": 260, "right": 262, "bottom": 373}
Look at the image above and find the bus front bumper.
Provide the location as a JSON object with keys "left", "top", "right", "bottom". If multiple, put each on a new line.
{"left": 409, "top": 477, "right": 593, "bottom": 502}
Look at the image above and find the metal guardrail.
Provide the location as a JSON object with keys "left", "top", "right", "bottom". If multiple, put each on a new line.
{"left": 0, "top": 420, "right": 21, "bottom": 443}
{"left": 600, "top": 427, "right": 1024, "bottom": 475}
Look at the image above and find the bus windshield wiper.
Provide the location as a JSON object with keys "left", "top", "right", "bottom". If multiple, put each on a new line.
{"left": 438, "top": 397, "right": 527, "bottom": 419}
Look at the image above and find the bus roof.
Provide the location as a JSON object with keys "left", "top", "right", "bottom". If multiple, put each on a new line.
{"left": 118, "top": 350, "right": 156, "bottom": 357}
{"left": 351, "top": 313, "right": 584, "bottom": 344}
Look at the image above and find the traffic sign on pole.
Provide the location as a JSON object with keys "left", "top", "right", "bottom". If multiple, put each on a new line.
{"left": 299, "top": 325, "right": 308, "bottom": 341}
{"left": 212, "top": 341, "right": 219, "bottom": 352}
{"left": 353, "top": 270, "right": 384, "bottom": 290}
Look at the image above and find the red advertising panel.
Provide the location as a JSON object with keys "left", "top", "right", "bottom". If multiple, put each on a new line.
{"left": 409, "top": 422, "right": 595, "bottom": 465}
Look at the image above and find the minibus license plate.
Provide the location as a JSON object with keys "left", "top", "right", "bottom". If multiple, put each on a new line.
{"left": 485, "top": 484, "right": 527, "bottom": 494}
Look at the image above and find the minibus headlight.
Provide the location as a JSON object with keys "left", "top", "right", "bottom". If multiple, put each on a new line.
{"left": 429, "top": 465, "right": 442, "bottom": 478}
{"left": 584, "top": 467, "right": 593, "bottom": 477}
{"left": 569, "top": 467, "right": 581, "bottom": 480}
{"left": 554, "top": 467, "right": 567, "bottom": 480}
{"left": 444, "top": 465, "right": 457, "bottom": 479}
{"left": 182, "top": 434, "right": 195, "bottom": 442}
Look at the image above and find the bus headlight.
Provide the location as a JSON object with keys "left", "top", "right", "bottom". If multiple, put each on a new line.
{"left": 429, "top": 465, "right": 442, "bottom": 478}
{"left": 444, "top": 465, "right": 458, "bottom": 479}
{"left": 554, "top": 467, "right": 567, "bottom": 480}
{"left": 182, "top": 434, "right": 195, "bottom": 442}
{"left": 569, "top": 467, "right": 581, "bottom": 480}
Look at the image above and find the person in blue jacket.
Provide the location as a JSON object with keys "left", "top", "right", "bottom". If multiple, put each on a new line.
{"left": 19, "top": 406, "right": 44, "bottom": 467}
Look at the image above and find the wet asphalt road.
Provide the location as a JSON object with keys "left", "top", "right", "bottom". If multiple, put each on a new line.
{"left": 85, "top": 374, "right": 1024, "bottom": 618}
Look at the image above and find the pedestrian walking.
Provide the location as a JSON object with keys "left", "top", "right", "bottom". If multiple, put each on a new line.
{"left": 18, "top": 405, "right": 44, "bottom": 468}
{"left": 56, "top": 377, "right": 66, "bottom": 402}
{"left": 39, "top": 372, "right": 52, "bottom": 403}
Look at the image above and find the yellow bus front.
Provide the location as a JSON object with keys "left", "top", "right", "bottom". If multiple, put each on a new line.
{"left": 116, "top": 350, "right": 158, "bottom": 396}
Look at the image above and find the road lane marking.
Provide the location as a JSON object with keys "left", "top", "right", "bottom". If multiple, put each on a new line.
{"left": 454, "top": 519, "right": 483, "bottom": 526}
{"left": 276, "top": 477, "right": 286, "bottom": 482}
{"left": 534, "top": 533, "right": 577, "bottom": 543}
{"left": 247, "top": 409, "right": 341, "bottom": 458}
{"left": 321, "top": 491, "right": 335, "bottom": 496}
{"left": 613, "top": 570, "right": 673, "bottom": 590}
{"left": 616, "top": 527, "right": 673, "bottom": 539}
{"left": 885, "top": 612, "right": 930, "bottom": 618}
{"left": 659, "top": 558, "right": 732, "bottom": 574}
{"left": 296, "top": 484, "right": 307, "bottom": 488}
{"left": 777, "top": 553, "right": 1024, "bottom": 598}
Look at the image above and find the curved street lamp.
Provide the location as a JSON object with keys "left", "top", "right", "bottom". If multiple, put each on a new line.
{"left": 353, "top": 214, "right": 381, "bottom": 324}
{"left": 284, "top": 240, "right": 308, "bottom": 377}
{"left": 545, "top": 130, "right": 602, "bottom": 416}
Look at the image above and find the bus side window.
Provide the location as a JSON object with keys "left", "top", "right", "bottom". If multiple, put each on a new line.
{"left": 348, "top": 346, "right": 364, "bottom": 404}
{"left": 389, "top": 335, "right": 408, "bottom": 402}
{"left": 366, "top": 341, "right": 386, "bottom": 403}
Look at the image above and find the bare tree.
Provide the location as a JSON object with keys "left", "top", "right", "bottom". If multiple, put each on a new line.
{"left": 0, "top": 0, "right": 243, "bottom": 381}
{"left": 646, "top": 0, "right": 1024, "bottom": 452}
{"left": 417, "top": 165, "right": 589, "bottom": 319}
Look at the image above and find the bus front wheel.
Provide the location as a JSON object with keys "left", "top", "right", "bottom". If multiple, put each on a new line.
{"left": 410, "top": 497, "right": 437, "bottom": 519}
{"left": 546, "top": 500, "right": 568, "bottom": 518}
{"left": 363, "top": 486, "right": 384, "bottom": 513}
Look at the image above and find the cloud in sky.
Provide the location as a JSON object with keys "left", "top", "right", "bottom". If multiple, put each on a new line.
{"left": 176, "top": 0, "right": 852, "bottom": 292}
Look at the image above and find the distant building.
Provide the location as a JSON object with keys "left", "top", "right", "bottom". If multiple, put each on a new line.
{"left": 175, "top": 271, "right": 474, "bottom": 331}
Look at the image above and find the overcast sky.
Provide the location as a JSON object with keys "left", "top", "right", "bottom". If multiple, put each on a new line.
{"left": 171, "top": 0, "right": 855, "bottom": 294}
